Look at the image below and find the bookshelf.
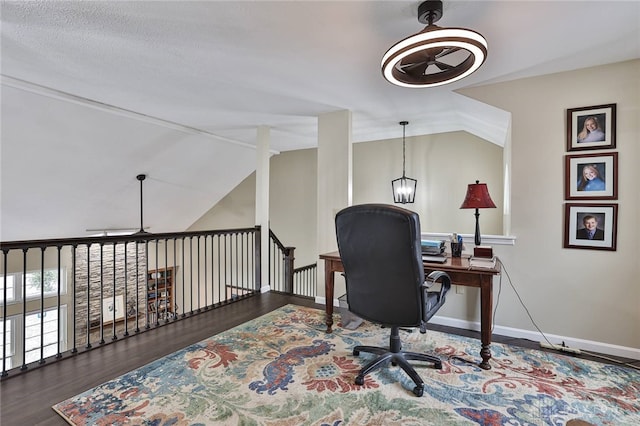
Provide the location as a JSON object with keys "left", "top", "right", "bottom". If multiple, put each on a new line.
{"left": 147, "top": 267, "right": 175, "bottom": 322}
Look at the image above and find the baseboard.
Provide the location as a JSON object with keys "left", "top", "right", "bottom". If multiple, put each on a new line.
{"left": 315, "top": 296, "right": 639, "bottom": 361}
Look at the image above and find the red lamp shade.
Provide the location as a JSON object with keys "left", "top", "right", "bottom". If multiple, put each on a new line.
{"left": 460, "top": 180, "right": 496, "bottom": 246}
{"left": 460, "top": 180, "right": 496, "bottom": 209}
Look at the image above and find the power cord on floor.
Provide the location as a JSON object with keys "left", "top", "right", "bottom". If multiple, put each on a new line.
{"left": 494, "top": 257, "right": 639, "bottom": 371}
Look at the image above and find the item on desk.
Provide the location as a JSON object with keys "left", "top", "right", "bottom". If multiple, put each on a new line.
{"left": 421, "top": 239, "right": 445, "bottom": 255}
{"left": 473, "top": 245, "right": 493, "bottom": 259}
{"left": 450, "top": 233, "right": 463, "bottom": 257}
{"left": 469, "top": 255, "right": 497, "bottom": 269}
{"left": 422, "top": 254, "right": 447, "bottom": 263}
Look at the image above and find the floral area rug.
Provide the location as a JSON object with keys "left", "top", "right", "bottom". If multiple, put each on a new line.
{"left": 53, "top": 304, "right": 639, "bottom": 425}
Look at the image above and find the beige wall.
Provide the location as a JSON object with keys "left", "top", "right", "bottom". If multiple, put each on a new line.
{"left": 353, "top": 131, "right": 503, "bottom": 235}
{"left": 192, "top": 60, "right": 639, "bottom": 353}
{"left": 458, "top": 60, "right": 639, "bottom": 351}
{"left": 189, "top": 149, "right": 318, "bottom": 268}
{"left": 195, "top": 131, "right": 502, "bottom": 286}
{"left": 269, "top": 148, "right": 318, "bottom": 267}
{"left": 189, "top": 173, "right": 257, "bottom": 231}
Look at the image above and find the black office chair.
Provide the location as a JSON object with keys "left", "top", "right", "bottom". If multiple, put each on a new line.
{"left": 335, "top": 204, "right": 451, "bottom": 397}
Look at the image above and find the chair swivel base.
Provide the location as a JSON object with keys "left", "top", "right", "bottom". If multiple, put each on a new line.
{"left": 353, "top": 344, "right": 442, "bottom": 397}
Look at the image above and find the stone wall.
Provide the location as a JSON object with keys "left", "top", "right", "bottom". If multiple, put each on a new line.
{"left": 74, "top": 242, "right": 147, "bottom": 340}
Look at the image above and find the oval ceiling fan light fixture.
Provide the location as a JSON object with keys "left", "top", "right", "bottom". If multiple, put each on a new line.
{"left": 381, "top": 1, "right": 488, "bottom": 88}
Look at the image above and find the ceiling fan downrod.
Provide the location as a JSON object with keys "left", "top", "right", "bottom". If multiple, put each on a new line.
{"left": 136, "top": 174, "right": 149, "bottom": 234}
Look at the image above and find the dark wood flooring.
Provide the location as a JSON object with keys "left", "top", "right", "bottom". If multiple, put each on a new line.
{"left": 1, "top": 292, "right": 637, "bottom": 425}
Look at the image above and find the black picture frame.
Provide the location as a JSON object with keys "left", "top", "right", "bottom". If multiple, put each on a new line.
{"left": 566, "top": 104, "right": 616, "bottom": 151}
{"left": 564, "top": 203, "right": 617, "bottom": 251}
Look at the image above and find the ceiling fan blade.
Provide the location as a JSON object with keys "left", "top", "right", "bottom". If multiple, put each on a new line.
{"left": 434, "top": 61, "right": 455, "bottom": 71}
{"left": 398, "top": 60, "right": 430, "bottom": 77}
{"left": 436, "top": 46, "right": 462, "bottom": 58}
{"left": 85, "top": 227, "right": 149, "bottom": 235}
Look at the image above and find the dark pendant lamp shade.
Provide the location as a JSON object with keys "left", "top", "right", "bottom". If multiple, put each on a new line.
{"left": 459, "top": 180, "right": 496, "bottom": 246}
{"left": 392, "top": 121, "right": 417, "bottom": 204}
{"left": 392, "top": 176, "right": 417, "bottom": 204}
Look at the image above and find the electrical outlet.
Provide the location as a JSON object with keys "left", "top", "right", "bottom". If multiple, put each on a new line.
{"left": 455, "top": 285, "right": 464, "bottom": 294}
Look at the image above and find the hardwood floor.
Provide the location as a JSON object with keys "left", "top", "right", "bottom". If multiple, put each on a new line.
{"left": 1, "top": 292, "right": 637, "bottom": 425}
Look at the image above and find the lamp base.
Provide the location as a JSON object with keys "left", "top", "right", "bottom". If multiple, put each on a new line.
{"left": 473, "top": 246, "right": 493, "bottom": 259}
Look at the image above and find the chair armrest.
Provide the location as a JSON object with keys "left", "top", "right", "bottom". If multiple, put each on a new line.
{"left": 423, "top": 271, "right": 451, "bottom": 302}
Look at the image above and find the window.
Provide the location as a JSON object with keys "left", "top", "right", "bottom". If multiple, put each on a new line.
{"left": 0, "top": 319, "right": 15, "bottom": 370}
{"left": 25, "top": 269, "right": 62, "bottom": 299}
{"left": 0, "top": 275, "right": 16, "bottom": 303}
{"left": 1, "top": 306, "right": 66, "bottom": 369}
{"left": 0, "top": 268, "right": 66, "bottom": 304}
{"left": 1, "top": 267, "right": 68, "bottom": 370}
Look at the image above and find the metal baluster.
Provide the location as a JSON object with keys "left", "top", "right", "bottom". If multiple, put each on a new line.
{"left": 2, "top": 249, "right": 8, "bottom": 377}
{"left": 20, "top": 248, "right": 28, "bottom": 371}
{"left": 86, "top": 244, "right": 92, "bottom": 349}
{"left": 56, "top": 245, "right": 62, "bottom": 359}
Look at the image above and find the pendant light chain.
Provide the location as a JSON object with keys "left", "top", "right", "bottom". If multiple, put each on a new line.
{"left": 401, "top": 121, "right": 408, "bottom": 178}
{"left": 402, "top": 123, "right": 406, "bottom": 177}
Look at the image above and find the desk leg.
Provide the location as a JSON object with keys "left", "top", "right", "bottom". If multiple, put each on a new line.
{"left": 324, "top": 262, "right": 335, "bottom": 333}
{"left": 479, "top": 276, "right": 493, "bottom": 370}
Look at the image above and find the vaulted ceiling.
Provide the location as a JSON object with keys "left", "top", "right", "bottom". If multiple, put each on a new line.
{"left": 2, "top": 1, "right": 639, "bottom": 241}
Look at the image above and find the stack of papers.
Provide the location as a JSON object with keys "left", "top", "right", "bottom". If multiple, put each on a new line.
{"left": 422, "top": 254, "right": 447, "bottom": 263}
{"left": 469, "top": 256, "right": 497, "bottom": 269}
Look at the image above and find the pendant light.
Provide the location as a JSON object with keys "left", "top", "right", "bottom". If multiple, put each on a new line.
{"left": 391, "top": 121, "right": 417, "bottom": 204}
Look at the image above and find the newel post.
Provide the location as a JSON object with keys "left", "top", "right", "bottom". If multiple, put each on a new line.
{"left": 254, "top": 226, "right": 261, "bottom": 290}
{"left": 283, "top": 246, "right": 295, "bottom": 294}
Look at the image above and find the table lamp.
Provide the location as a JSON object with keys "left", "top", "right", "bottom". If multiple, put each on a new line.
{"left": 460, "top": 180, "right": 496, "bottom": 246}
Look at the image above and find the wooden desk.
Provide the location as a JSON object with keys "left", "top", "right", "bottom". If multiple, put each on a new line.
{"left": 319, "top": 251, "right": 500, "bottom": 370}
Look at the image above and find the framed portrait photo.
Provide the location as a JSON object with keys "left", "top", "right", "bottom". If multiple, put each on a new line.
{"left": 564, "top": 203, "right": 617, "bottom": 251}
{"left": 565, "top": 152, "right": 617, "bottom": 200}
{"left": 566, "top": 103, "right": 616, "bottom": 151}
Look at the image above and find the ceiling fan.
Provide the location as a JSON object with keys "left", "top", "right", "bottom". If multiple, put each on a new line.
{"left": 86, "top": 174, "right": 150, "bottom": 236}
{"left": 381, "top": 0, "right": 488, "bottom": 88}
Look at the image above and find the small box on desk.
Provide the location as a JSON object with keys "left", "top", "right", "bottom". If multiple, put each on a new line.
{"left": 473, "top": 246, "right": 493, "bottom": 258}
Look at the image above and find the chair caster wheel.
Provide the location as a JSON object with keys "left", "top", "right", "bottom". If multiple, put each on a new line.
{"left": 355, "top": 375, "right": 365, "bottom": 386}
{"left": 413, "top": 385, "right": 424, "bottom": 397}
{"left": 353, "top": 349, "right": 360, "bottom": 356}
{"left": 391, "top": 361, "right": 397, "bottom": 366}
{"left": 434, "top": 361, "right": 442, "bottom": 369}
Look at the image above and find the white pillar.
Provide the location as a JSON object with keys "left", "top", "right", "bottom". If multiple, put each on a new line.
{"left": 317, "top": 110, "right": 352, "bottom": 303}
{"left": 255, "top": 125, "right": 271, "bottom": 292}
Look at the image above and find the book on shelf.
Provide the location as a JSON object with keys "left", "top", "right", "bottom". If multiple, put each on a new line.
{"left": 422, "top": 254, "right": 447, "bottom": 264}
{"left": 469, "top": 255, "right": 497, "bottom": 268}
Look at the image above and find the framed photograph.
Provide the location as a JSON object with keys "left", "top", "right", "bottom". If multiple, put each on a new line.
{"left": 102, "top": 294, "right": 125, "bottom": 324}
{"left": 564, "top": 203, "right": 617, "bottom": 251}
{"left": 566, "top": 103, "right": 616, "bottom": 151}
{"left": 565, "top": 152, "right": 618, "bottom": 200}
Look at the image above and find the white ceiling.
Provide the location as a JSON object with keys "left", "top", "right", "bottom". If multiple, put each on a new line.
{"left": 1, "top": 1, "right": 639, "bottom": 241}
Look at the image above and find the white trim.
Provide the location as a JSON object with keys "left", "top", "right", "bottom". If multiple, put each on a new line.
{"left": 314, "top": 296, "right": 639, "bottom": 360}
{"left": 429, "top": 315, "right": 640, "bottom": 361}
{"left": 421, "top": 232, "right": 516, "bottom": 246}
